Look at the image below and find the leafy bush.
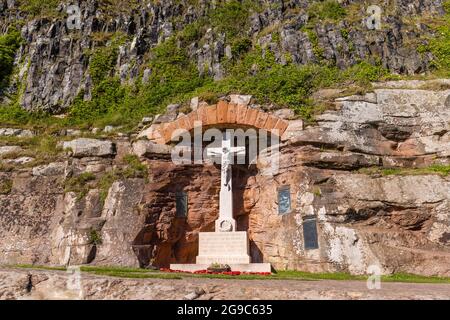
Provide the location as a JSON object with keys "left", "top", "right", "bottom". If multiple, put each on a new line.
{"left": 64, "top": 172, "right": 96, "bottom": 199}
{"left": 0, "top": 28, "right": 22, "bottom": 91}
{"left": 18, "top": 0, "right": 61, "bottom": 17}
{"left": 0, "top": 179, "right": 13, "bottom": 194}
{"left": 427, "top": 1, "right": 450, "bottom": 76}
{"left": 210, "top": 0, "right": 250, "bottom": 38}
{"left": 88, "top": 229, "right": 103, "bottom": 245}
{"left": 89, "top": 46, "right": 119, "bottom": 85}
{"left": 231, "top": 37, "right": 253, "bottom": 58}
{"left": 122, "top": 154, "right": 148, "bottom": 179}
{"left": 308, "top": 0, "right": 347, "bottom": 22}
{"left": 178, "top": 20, "right": 205, "bottom": 45}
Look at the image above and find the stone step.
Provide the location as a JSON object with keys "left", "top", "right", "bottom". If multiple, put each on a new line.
{"left": 170, "top": 263, "right": 272, "bottom": 273}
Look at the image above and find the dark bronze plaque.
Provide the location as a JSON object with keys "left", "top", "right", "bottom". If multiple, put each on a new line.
{"left": 303, "top": 218, "right": 319, "bottom": 250}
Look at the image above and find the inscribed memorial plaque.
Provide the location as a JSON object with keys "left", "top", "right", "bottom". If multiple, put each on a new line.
{"left": 303, "top": 217, "right": 319, "bottom": 250}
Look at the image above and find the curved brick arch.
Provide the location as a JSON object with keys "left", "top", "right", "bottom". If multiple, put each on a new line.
{"left": 146, "top": 100, "right": 290, "bottom": 144}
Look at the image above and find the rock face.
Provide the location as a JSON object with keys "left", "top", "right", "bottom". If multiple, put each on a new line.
{"left": 62, "top": 139, "right": 116, "bottom": 158}
{"left": 0, "top": 0, "right": 446, "bottom": 112}
{"left": 0, "top": 84, "right": 448, "bottom": 277}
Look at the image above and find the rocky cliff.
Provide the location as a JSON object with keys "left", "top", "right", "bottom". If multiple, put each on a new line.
{"left": 0, "top": 1, "right": 449, "bottom": 277}
{"left": 0, "top": 80, "right": 449, "bottom": 276}
{"left": 0, "top": 0, "right": 448, "bottom": 115}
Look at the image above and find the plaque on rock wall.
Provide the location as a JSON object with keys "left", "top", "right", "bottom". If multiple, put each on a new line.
{"left": 303, "top": 217, "right": 319, "bottom": 250}
{"left": 278, "top": 186, "right": 291, "bottom": 215}
{"left": 176, "top": 192, "right": 188, "bottom": 218}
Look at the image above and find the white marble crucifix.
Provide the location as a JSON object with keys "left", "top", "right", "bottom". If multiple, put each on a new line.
{"left": 207, "top": 131, "right": 246, "bottom": 232}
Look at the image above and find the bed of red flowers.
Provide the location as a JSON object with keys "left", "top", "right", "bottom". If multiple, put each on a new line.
{"left": 160, "top": 268, "right": 271, "bottom": 276}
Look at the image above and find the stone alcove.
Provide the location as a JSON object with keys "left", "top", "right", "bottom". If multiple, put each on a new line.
{"left": 131, "top": 101, "right": 289, "bottom": 268}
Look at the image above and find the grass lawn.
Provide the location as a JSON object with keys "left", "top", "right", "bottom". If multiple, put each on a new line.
{"left": 8, "top": 265, "right": 450, "bottom": 284}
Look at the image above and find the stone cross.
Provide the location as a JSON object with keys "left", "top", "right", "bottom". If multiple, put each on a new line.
{"left": 207, "top": 131, "right": 246, "bottom": 232}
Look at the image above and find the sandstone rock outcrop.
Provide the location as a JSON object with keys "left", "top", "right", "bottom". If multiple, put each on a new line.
{"left": 0, "top": 84, "right": 449, "bottom": 277}
{"left": 62, "top": 139, "right": 116, "bottom": 158}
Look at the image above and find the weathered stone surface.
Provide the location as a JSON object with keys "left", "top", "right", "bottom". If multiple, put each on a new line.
{"left": 0, "top": 1, "right": 446, "bottom": 113}
{"left": 32, "top": 162, "right": 66, "bottom": 176}
{"left": 132, "top": 140, "right": 171, "bottom": 158}
{"left": 273, "top": 108, "right": 295, "bottom": 120}
{"left": 0, "top": 269, "right": 449, "bottom": 300}
{"left": 3, "top": 157, "right": 34, "bottom": 165}
{"left": 0, "top": 128, "right": 33, "bottom": 137}
{"left": 0, "top": 146, "right": 22, "bottom": 158}
{"left": 0, "top": 83, "right": 449, "bottom": 277}
{"left": 62, "top": 139, "right": 116, "bottom": 158}
{"left": 229, "top": 95, "right": 252, "bottom": 106}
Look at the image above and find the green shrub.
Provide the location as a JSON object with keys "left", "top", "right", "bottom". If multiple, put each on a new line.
{"left": 0, "top": 28, "right": 22, "bottom": 91}
{"left": 64, "top": 172, "right": 96, "bottom": 199}
{"left": 0, "top": 104, "right": 33, "bottom": 125}
{"left": 231, "top": 37, "right": 253, "bottom": 58}
{"left": 210, "top": 0, "right": 250, "bottom": 38}
{"left": 342, "top": 60, "right": 389, "bottom": 85}
{"left": 178, "top": 20, "right": 205, "bottom": 45}
{"left": 89, "top": 46, "right": 119, "bottom": 85}
{"left": 88, "top": 229, "right": 103, "bottom": 245}
{"left": 122, "top": 154, "right": 148, "bottom": 179}
{"left": 69, "top": 78, "right": 126, "bottom": 122}
{"left": 18, "top": 0, "right": 60, "bottom": 17}
{"left": 427, "top": 2, "right": 450, "bottom": 76}
{"left": 0, "top": 179, "right": 13, "bottom": 194}
{"left": 308, "top": 0, "right": 347, "bottom": 22}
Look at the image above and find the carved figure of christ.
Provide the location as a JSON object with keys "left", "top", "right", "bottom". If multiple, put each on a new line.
{"left": 207, "top": 131, "right": 246, "bottom": 232}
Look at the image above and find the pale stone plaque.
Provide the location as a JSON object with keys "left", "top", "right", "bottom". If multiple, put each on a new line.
{"left": 196, "top": 231, "right": 250, "bottom": 264}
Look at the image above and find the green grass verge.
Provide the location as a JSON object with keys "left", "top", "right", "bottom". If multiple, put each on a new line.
{"left": 360, "top": 164, "right": 450, "bottom": 177}
{"left": 8, "top": 265, "right": 450, "bottom": 284}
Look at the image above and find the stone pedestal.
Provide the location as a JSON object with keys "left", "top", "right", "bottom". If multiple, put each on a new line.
{"left": 170, "top": 231, "right": 271, "bottom": 273}
{"left": 196, "top": 231, "right": 250, "bottom": 264}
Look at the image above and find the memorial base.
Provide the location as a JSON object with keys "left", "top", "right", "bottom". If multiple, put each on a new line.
{"left": 170, "top": 231, "right": 271, "bottom": 273}
{"left": 170, "top": 263, "right": 272, "bottom": 273}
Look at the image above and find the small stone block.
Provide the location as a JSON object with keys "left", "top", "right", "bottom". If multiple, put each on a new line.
{"left": 217, "top": 100, "right": 229, "bottom": 124}
{"left": 264, "top": 115, "right": 280, "bottom": 131}
{"left": 186, "top": 111, "right": 197, "bottom": 128}
{"left": 176, "top": 116, "right": 191, "bottom": 132}
{"left": 236, "top": 105, "right": 248, "bottom": 123}
{"left": 227, "top": 103, "right": 237, "bottom": 124}
{"left": 206, "top": 105, "right": 218, "bottom": 126}
{"left": 197, "top": 106, "right": 208, "bottom": 125}
{"left": 161, "top": 122, "right": 177, "bottom": 143}
{"left": 255, "top": 112, "right": 269, "bottom": 128}
{"left": 273, "top": 119, "right": 289, "bottom": 136}
{"left": 244, "top": 108, "right": 259, "bottom": 126}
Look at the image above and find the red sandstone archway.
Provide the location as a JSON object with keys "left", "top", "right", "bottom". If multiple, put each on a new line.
{"left": 146, "top": 100, "right": 289, "bottom": 144}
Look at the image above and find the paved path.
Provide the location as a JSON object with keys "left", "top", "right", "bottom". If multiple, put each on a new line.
{"left": 0, "top": 268, "right": 449, "bottom": 300}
